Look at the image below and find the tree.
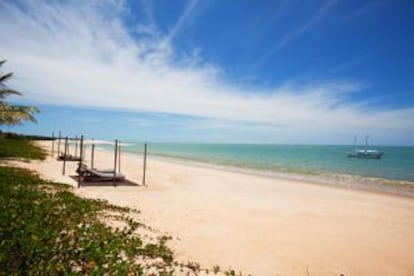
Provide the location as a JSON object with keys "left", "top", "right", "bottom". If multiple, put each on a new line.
{"left": 0, "top": 60, "right": 39, "bottom": 126}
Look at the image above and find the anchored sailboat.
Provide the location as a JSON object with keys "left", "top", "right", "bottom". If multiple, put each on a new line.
{"left": 346, "top": 134, "right": 383, "bottom": 159}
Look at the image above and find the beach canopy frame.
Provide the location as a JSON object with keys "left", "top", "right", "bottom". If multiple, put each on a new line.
{"left": 51, "top": 131, "right": 55, "bottom": 157}
{"left": 142, "top": 143, "right": 147, "bottom": 186}
{"left": 58, "top": 136, "right": 82, "bottom": 160}
{"left": 77, "top": 139, "right": 125, "bottom": 188}
{"left": 74, "top": 139, "right": 147, "bottom": 187}
{"left": 61, "top": 135, "right": 83, "bottom": 175}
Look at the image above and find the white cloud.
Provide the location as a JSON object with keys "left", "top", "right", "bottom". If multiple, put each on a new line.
{"left": 0, "top": 0, "right": 413, "bottom": 144}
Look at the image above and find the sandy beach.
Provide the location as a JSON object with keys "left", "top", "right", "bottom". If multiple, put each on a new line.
{"left": 14, "top": 141, "right": 414, "bottom": 275}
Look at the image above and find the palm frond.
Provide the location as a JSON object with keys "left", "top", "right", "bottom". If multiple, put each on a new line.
{"left": 0, "top": 60, "right": 39, "bottom": 125}
{"left": 0, "top": 105, "right": 39, "bottom": 125}
{"left": 0, "top": 72, "right": 13, "bottom": 83}
{"left": 0, "top": 89, "right": 23, "bottom": 99}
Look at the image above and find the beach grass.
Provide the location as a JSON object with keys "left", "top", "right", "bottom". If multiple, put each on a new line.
{"left": 0, "top": 135, "right": 47, "bottom": 160}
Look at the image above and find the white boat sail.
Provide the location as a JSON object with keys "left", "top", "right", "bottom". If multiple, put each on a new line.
{"left": 346, "top": 134, "right": 383, "bottom": 159}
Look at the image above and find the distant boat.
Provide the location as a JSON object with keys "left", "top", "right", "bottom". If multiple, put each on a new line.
{"left": 346, "top": 134, "right": 383, "bottom": 159}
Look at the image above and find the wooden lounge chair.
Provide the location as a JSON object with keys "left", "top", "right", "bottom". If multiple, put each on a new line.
{"left": 57, "top": 152, "right": 82, "bottom": 161}
{"left": 77, "top": 163, "right": 125, "bottom": 182}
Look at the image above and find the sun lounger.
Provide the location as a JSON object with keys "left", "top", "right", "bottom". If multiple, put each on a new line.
{"left": 57, "top": 152, "right": 82, "bottom": 161}
{"left": 84, "top": 169, "right": 125, "bottom": 182}
{"left": 77, "top": 163, "right": 125, "bottom": 182}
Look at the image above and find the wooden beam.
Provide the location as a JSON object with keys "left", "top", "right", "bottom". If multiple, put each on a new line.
{"left": 57, "top": 130, "right": 61, "bottom": 155}
{"left": 78, "top": 135, "right": 84, "bottom": 188}
{"left": 62, "top": 137, "right": 68, "bottom": 175}
{"left": 51, "top": 132, "right": 55, "bottom": 157}
{"left": 142, "top": 143, "right": 147, "bottom": 186}
{"left": 118, "top": 141, "right": 121, "bottom": 173}
{"left": 75, "top": 135, "right": 78, "bottom": 157}
{"left": 91, "top": 138, "right": 95, "bottom": 169}
{"left": 113, "top": 139, "right": 118, "bottom": 187}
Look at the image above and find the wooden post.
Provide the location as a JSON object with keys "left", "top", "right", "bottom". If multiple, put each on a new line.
{"left": 57, "top": 131, "right": 61, "bottom": 155}
{"left": 113, "top": 139, "right": 118, "bottom": 187}
{"left": 51, "top": 132, "right": 55, "bottom": 157}
{"left": 82, "top": 141, "right": 85, "bottom": 160}
{"left": 62, "top": 137, "right": 68, "bottom": 175}
{"left": 75, "top": 135, "right": 78, "bottom": 157}
{"left": 80, "top": 135, "right": 84, "bottom": 160}
{"left": 118, "top": 141, "right": 121, "bottom": 173}
{"left": 142, "top": 143, "right": 147, "bottom": 186}
{"left": 78, "top": 135, "right": 84, "bottom": 188}
{"left": 91, "top": 138, "right": 95, "bottom": 169}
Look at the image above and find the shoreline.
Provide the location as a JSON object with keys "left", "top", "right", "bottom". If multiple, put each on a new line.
{"left": 113, "top": 148, "right": 414, "bottom": 198}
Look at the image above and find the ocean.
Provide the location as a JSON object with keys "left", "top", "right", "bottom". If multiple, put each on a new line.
{"left": 116, "top": 143, "right": 414, "bottom": 182}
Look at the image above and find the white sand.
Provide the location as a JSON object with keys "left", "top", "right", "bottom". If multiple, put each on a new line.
{"left": 15, "top": 141, "right": 414, "bottom": 275}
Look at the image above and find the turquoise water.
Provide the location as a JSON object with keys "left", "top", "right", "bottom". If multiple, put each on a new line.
{"left": 120, "top": 143, "right": 414, "bottom": 182}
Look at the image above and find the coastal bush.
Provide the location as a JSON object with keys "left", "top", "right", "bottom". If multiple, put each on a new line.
{"left": 0, "top": 136, "right": 47, "bottom": 160}
{"left": 0, "top": 166, "right": 174, "bottom": 274}
{"left": 0, "top": 131, "right": 53, "bottom": 140}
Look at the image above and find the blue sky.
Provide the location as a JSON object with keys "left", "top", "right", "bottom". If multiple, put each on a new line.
{"left": 1, "top": 0, "right": 414, "bottom": 144}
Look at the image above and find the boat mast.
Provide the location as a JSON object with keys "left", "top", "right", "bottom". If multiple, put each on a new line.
{"left": 353, "top": 134, "right": 357, "bottom": 149}
{"left": 365, "top": 134, "right": 369, "bottom": 153}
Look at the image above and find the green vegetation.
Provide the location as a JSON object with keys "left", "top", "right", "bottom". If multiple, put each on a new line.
{"left": 0, "top": 135, "right": 47, "bottom": 160}
{"left": 0, "top": 131, "right": 53, "bottom": 140}
{"left": 0, "top": 60, "right": 39, "bottom": 126}
{"left": 0, "top": 166, "right": 174, "bottom": 274}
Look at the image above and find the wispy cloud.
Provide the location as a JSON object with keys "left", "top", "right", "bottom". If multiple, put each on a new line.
{"left": 342, "top": 0, "right": 387, "bottom": 22}
{"left": 166, "top": 0, "right": 199, "bottom": 42}
{"left": 326, "top": 52, "right": 376, "bottom": 74}
{"left": 0, "top": 0, "right": 413, "bottom": 144}
{"left": 253, "top": 0, "right": 340, "bottom": 70}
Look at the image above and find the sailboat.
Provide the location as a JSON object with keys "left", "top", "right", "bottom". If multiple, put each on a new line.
{"left": 346, "top": 134, "right": 383, "bottom": 159}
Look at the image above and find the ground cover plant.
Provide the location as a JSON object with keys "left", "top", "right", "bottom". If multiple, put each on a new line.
{"left": 0, "top": 166, "right": 175, "bottom": 274}
{"left": 0, "top": 135, "right": 47, "bottom": 160}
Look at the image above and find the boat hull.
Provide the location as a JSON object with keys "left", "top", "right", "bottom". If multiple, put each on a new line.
{"left": 346, "top": 151, "right": 383, "bottom": 159}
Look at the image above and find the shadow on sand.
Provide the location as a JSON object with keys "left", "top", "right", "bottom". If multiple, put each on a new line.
{"left": 70, "top": 176, "right": 141, "bottom": 187}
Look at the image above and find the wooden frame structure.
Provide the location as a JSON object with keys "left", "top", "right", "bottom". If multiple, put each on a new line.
{"left": 57, "top": 131, "right": 61, "bottom": 156}
{"left": 142, "top": 143, "right": 147, "bottom": 186}
{"left": 52, "top": 132, "right": 148, "bottom": 188}
{"left": 60, "top": 136, "right": 83, "bottom": 175}
{"left": 77, "top": 139, "right": 125, "bottom": 187}
{"left": 51, "top": 132, "right": 55, "bottom": 157}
